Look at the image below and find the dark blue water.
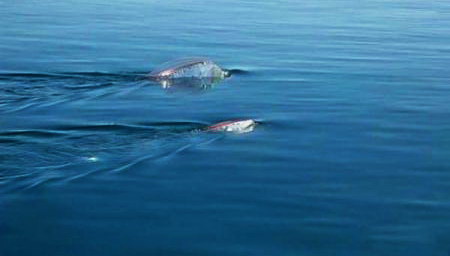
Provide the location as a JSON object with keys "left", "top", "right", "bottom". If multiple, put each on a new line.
{"left": 2, "top": 0, "right": 450, "bottom": 255}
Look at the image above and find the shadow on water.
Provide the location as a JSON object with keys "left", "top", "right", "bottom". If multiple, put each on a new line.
{"left": 0, "top": 120, "right": 224, "bottom": 192}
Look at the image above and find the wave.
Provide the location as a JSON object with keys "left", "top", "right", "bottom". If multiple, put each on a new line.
{"left": 0, "top": 71, "right": 146, "bottom": 80}
{"left": 0, "top": 120, "right": 220, "bottom": 192}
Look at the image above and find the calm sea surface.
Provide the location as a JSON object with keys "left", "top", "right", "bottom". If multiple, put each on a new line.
{"left": 1, "top": 0, "right": 450, "bottom": 255}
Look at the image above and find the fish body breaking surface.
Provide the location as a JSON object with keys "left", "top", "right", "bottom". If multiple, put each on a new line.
{"left": 206, "top": 119, "right": 256, "bottom": 134}
{"left": 148, "top": 57, "right": 229, "bottom": 80}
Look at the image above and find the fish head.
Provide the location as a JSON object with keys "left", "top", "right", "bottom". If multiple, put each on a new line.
{"left": 222, "top": 69, "right": 231, "bottom": 78}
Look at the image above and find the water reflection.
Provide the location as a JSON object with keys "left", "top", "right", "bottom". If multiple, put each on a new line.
{"left": 153, "top": 76, "right": 226, "bottom": 92}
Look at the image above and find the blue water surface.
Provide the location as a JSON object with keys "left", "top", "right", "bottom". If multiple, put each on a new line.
{"left": 1, "top": 0, "right": 450, "bottom": 255}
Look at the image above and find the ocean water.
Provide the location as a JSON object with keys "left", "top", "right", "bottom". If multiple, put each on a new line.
{"left": 1, "top": 0, "right": 450, "bottom": 255}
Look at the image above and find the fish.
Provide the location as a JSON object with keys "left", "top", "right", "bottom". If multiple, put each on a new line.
{"left": 206, "top": 119, "right": 257, "bottom": 134}
{"left": 148, "top": 57, "right": 230, "bottom": 80}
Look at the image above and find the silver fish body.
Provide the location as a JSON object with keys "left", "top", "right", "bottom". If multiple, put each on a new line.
{"left": 148, "top": 57, "right": 229, "bottom": 80}
{"left": 206, "top": 119, "right": 256, "bottom": 134}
